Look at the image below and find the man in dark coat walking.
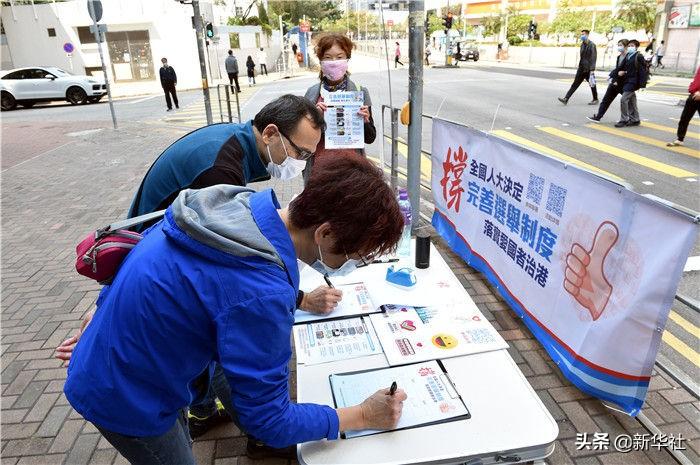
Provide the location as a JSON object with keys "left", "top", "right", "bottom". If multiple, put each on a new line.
{"left": 159, "top": 57, "right": 178, "bottom": 111}
{"left": 558, "top": 29, "right": 598, "bottom": 105}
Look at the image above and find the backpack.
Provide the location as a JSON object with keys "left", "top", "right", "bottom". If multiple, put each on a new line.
{"left": 634, "top": 53, "right": 650, "bottom": 88}
{"left": 75, "top": 210, "right": 165, "bottom": 284}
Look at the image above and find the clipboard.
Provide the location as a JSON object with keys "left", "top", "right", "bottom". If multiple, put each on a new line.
{"left": 294, "top": 282, "right": 380, "bottom": 325}
{"left": 329, "top": 359, "right": 471, "bottom": 439}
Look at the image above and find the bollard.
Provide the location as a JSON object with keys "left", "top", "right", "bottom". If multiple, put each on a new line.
{"left": 225, "top": 86, "right": 233, "bottom": 123}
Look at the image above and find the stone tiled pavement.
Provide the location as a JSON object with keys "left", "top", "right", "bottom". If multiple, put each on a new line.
{"left": 2, "top": 118, "right": 698, "bottom": 465}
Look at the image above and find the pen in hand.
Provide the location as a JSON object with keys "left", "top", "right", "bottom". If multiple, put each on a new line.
{"left": 323, "top": 273, "right": 335, "bottom": 289}
{"left": 389, "top": 381, "right": 397, "bottom": 396}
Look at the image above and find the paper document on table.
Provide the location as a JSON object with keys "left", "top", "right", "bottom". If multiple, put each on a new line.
{"left": 293, "top": 316, "right": 383, "bottom": 365}
{"left": 330, "top": 360, "right": 470, "bottom": 438}
{"left": 323, "top": 90, "right": 364, "bottom": 149}
{"left": 294, "top": 282, "right": 379, "bottom": 324}
{"left": 370, "top": 304, "right": 508, "bottom": 366}
{"left": 363, "top": 272, "right": 467, "bottom": 308}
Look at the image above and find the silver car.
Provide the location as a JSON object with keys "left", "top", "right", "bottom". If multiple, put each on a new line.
{"left": 0, "top": 66, "right": 106, "bottom": 110}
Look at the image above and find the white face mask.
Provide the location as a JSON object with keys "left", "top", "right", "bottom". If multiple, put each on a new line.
{"left": 265, "top": 134, "right": 306, "bottom": 180}
{"left": 311, "top": 244, "right": 359, "bottom": 277}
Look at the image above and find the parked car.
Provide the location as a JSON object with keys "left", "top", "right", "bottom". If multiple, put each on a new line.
{"left": 457, "top": 43, "right": 480, "bottom": 62}
{"left": 0, "top": 66, "right": 106, "bottom": 110}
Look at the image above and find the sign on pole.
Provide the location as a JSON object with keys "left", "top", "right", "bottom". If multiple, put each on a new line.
{"left": 63, "top": 42, "right": 74, "bottom": 53}
{"left": 387, "top": 19, "right": 394, "bottom": 27}
{"left": 87, "top": 0, "right": 102, "bottom": 22}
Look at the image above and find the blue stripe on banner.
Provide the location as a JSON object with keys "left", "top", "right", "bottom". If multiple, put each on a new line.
{"left": 432, "top": 209, "right": 647, "bottom": 416}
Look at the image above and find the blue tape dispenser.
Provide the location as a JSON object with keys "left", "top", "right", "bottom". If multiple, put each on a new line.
{"left": 385, "top": 265, "right": 417, "bottom": 289}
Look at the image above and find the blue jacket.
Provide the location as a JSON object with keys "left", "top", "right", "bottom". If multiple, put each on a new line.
{"left": 127, "top": 121, "right": 269, "bottom": 222}
{"left": 65, "top": 186, "right": 340, "bottom": 447}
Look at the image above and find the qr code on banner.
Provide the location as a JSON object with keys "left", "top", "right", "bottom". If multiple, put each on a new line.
{"left": 461, "top": 328, "right": 496, "bottom": 344}
{"left": 546, "top": 183, "right": 567, "bottom": 218}
{"left": 526, "top": 174, "right": 545, "bottom": 204}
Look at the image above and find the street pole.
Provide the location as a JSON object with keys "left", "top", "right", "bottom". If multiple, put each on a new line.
{"left": 278, "top": 15, "right": 287, "bottom": 76}
{"left": 407, "top": 0, "right": 424, "bottom": 228}
{"left": 192, "top": 0, "right": 213, "bottom": 125}
{"left": 89, "top": 15, "right": 117, "bottom": 129}
{"left": 205, "top": 40, "right": 213, "bottom": 82}
{"left": 444, "top": 0, "right": 450, "bottom": 66}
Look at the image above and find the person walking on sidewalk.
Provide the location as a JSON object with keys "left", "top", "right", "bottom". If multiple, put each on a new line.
{"left": 667, "top": 66, "right": 700, "bottom": 146}
{"left": 225, "top": 50, "right": 241, "bottom": 93}
{"left": 258, "top": 48, "right": 268, "bottom": 76}
{"left": 63, "top": 154, "right": 407, "bottom": 465}
{"left": 587, "top": 39, "right": 629, "bottom": 122}
{"left": 395, "top": 42, "right": 404, "bottom": 67}
{"left": 615, "top": 39, "right": 647, "bottom": 128}
{"left": 303, "top": 33, "right": 377, "bottom": 184}
{"left": 655, "top": 40, "right": 666, "bottom": 69}
{"left": 558, "top": 29, "right": 598, "bottom": 105}
{"left": 425, "top": 46, "right": 431, "bottom": 66}
{"left": 246, "top": 55, "right": 256, "bottom": 86}
{"left": 159, "top": 57, "right": 179, "bottom": 111}
{"left": 56, "top": 95, "right": 348, "bottom": 459}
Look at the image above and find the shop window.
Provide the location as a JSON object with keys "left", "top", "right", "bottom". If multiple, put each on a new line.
{"left": 106, "top": 30, "right": 155, "bottom": 81}
{"left": 77, "top": 26, "right": 96, "bottom": 44}
{"left": 229, "top": 33, "right": 240, "bottom": 49}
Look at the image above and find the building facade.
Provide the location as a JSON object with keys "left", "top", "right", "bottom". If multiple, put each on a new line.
{"left": 0, "top": 0, "right": 279, "bottom": 95}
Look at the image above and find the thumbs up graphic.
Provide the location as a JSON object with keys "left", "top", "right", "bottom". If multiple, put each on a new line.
{"left": 564, "top": 221, "right": 619, "bottom": 321}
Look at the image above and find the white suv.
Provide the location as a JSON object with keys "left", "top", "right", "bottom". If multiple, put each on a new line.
{"left": 0, "top": 66, "right": 107, "bottom": 110}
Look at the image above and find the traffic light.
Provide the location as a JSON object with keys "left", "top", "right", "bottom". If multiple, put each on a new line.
{"left": 528, "top": 21, "right": 537, "bottom": 39}
{"left": 205, "top": 22, "right": 214, "bottom": 38}
{"left": 442, "top": 12, "right": 453, "bottom": 30}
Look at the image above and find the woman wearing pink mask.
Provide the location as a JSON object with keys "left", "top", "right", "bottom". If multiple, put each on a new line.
{"left": 303, "top": 33, "right": 376, "bottom": 183}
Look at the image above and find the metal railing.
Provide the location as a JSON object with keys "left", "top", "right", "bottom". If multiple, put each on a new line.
{"left": 379, "top": 103, "right": 700, "bottom": 465}
{"left": 215, "top": 84, "right": 241, "bottom": 123}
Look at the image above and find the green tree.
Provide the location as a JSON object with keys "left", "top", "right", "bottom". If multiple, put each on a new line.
{"left": 507, "top": 11, "right": 532, "bottom": 39}
{"left": 268, "top": 1, "right": 341, "bottom": 26}
{"left": 257, "top": 1, "right": 270, "bottom": 27}
{"left": 427, "top": 14, "right": 446, "bottom": 36}
{"left": 548, "top": 1, "right": 592, "bottom": 42}
{"left": 614, "top": 0, "right": 656, "bottom": 33}
{"left": 593, "top": 11, "right": 631, "bottom": 34}
{"left": 481, "top": 15, "right": 504, "bottom": 38}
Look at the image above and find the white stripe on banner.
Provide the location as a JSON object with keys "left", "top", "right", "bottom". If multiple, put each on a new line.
{"left": 429, "top": 118, "right": 698, "bottom": 415}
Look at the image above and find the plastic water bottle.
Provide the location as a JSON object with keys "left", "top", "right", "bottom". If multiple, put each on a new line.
{"left": 397, "top": 188, "right": 412, "bottom": 258}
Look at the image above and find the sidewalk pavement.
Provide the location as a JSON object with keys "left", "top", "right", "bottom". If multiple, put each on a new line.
{"left": 2, "top": 119, "right": 699, "bottom": 464}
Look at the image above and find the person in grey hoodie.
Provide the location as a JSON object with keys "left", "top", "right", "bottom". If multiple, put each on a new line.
{"left": 225, "top": 50, "right": 241, "bottom": 93}
{"left": 64, "top": 155, "right": 407, "bottom": 465}
{"left": 558, "top": 29, "right": 599, "bottom": 105}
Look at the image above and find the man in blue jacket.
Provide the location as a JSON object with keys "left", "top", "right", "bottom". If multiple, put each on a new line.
{"left": 56, "top": 95, "right": 346, "bottom": 452}
{"left": 64, "top": 155, "right": 407, "bottom": 464}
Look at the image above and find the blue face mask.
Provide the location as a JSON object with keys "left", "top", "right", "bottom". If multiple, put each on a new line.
{"left": 311, "top": 244, "right": 360, "bottom": 277}
{"left": 617, "top": 45, "right": 624, "bottom": 52}
{"left": 627, "top": 46, "right": 637, "bottom": 54}
{"left": 580, "top": 34, "right": 587, "bottom": 41}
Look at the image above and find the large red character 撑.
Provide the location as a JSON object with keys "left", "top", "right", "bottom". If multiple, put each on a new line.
{"left": 440, "top": 146, "right": 468, "bottom": 212}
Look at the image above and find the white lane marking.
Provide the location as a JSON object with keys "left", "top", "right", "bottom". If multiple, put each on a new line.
{"left": 684, "top": 256, "right": 700, "bottom": 272}
{"left": 125, "top": 94, "right": 161, "bottom": 104}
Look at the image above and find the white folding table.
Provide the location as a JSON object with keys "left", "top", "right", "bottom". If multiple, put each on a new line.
{"left": 295, "top": 243, "right": 559, "bottom": 465}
